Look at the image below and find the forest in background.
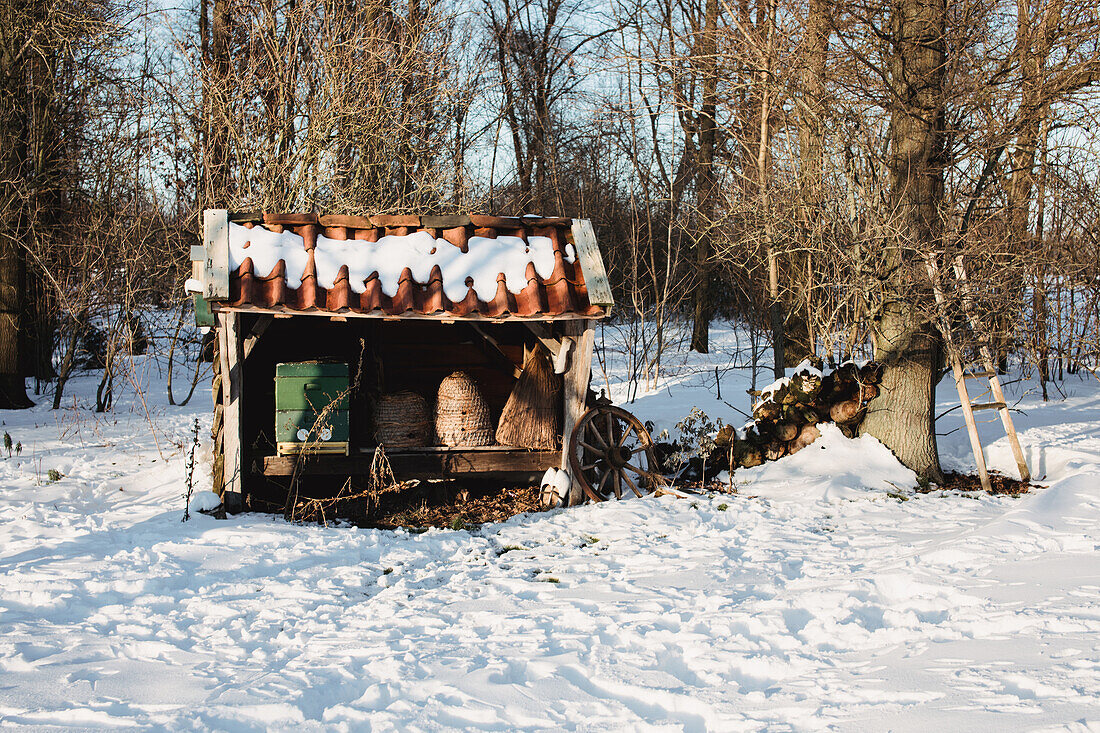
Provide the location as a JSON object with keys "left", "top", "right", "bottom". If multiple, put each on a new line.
{"left": 0, "top": 0, "right": 1099, "bottom": 483}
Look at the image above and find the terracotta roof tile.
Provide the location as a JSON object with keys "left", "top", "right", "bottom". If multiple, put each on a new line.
{"left": 224, "top": 214, "right": 606, "bottom": 320}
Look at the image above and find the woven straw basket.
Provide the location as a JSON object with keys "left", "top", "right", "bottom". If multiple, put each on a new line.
{"left": 435, "top": 371, "right": 495, "bottom": 447}
{"left": 373, "top": 391, "right": 433, "bottom": 448}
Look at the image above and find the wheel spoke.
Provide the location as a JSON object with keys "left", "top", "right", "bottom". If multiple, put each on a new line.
{"left": 604, "top": 413, "right": 616, "bottom": 450}
{"left": 578, "top": 440, "right": 606, "bottom": 455}
{"left": 617, "top": 422, "right": 635, "bottom": 449}
{"left": 597, "top": 470, "right": 611, "bottom": 496}
{"left": 587, "top": 420, "right": 609, "bottom": 449}
{"left": 580, "top": 462, "right": 598, "bottom": 471}
{"left": 612, "top": 470, "right": 622, "bottom": 499}
{"left": 622, "top": 471, "right": 645, "bottom": 498}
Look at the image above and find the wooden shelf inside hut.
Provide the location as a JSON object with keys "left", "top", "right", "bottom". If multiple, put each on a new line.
{"left": 260, "top": 448, "right": 559, "bottom": 483}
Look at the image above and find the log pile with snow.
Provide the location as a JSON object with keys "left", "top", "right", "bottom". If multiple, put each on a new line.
{"left": 710, "top": 358, "right": 884, "bottom": 472}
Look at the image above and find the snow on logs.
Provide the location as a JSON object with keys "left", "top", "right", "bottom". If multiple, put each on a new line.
{"left": 710, "top": 358, "right": 884, "bottom": 472}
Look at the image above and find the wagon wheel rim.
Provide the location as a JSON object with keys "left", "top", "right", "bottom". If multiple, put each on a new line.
{"left": 569, "top": 405, "right": 664, "bottom": 503}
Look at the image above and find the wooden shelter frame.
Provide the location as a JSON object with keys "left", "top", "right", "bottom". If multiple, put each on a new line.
{"left": 197, "top": 212, "right": 611, "bottom": 512}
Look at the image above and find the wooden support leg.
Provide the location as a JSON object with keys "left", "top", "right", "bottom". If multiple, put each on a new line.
{"left": 560, "top": 320, "right": 595, "bottom": 506}
{"left": 217, "top": 311, "right": 244, "bottom": 512}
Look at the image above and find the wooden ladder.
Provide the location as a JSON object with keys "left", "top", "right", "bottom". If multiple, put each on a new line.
{"left": 927, "top": 254, "right": 1031, "bottom": 491}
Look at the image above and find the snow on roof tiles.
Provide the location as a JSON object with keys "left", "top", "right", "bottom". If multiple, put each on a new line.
{"left": 225, "top": 213, "right": 607, "bottom": 319}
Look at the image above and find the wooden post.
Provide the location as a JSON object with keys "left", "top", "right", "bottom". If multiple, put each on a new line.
{"left": 560, "top": 319, "right": 595, "bottom": 505}
{"left": 203, "top": 209, "right": 230, "bottom": 301}
{"left": 217, "top": 311, "right": 244, "bottom": 511}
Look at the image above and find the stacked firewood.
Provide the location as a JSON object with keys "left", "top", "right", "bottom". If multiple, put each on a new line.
{"left": 710, "top": 359, "right": 884, "bottom": 472}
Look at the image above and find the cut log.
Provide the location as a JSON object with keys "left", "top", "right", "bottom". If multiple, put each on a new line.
{"left": 764, "top": 441, "right": 787, "bottom": 461}
{"left": 775, "top": 420, "right": 798, "bottom": 442}
{"left": 788, "top": 423, "right": 821, "bottom": 455}
{"left": 740, "top": 360, "right": 883, "bottom": 471}
{"left": 753, "top": 400, "right": 781, "bottom": 422}
{"left": 829, "top": 398, "right": 863, "bottom": 424}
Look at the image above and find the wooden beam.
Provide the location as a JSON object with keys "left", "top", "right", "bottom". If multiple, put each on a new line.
{"left": 243, "top": 314, "right": 273, "bottom": 360}
{"left": 211, "top": 304, "right": 603, "bottom": 323}
{"left": 522, "top": 321, "right": 562, "bottom": 359}
{"left": 468, "top": 323, "right": 522, "bottom": 379}
{"left": 217, "top": 311, "right": 244, "bottom": 508}
{"left": 570, "top": 219, "right": 614, "bottom": 308}
{"left": 560, "top": 319, "right": 595, "bottom": 505}
{"left": 261, "top": 449, "right": 558, "bottom": 480}
{"left": 203, "top": 209, "right": 230, "bottom": 301}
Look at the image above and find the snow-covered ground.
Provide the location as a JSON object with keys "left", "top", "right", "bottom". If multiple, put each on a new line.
{"left": 1, "top": 323, "right": 1098, "bottom": 731}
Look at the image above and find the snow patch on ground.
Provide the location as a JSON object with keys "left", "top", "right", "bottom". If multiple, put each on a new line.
{"left": 736, "top": 423, "right": 919, "bottom": 501}
{"left": 0, "top": 323, "right": 1098, "bottom": 729}
{"left": 188, "top": 490, "right": 222, "bottom": 513}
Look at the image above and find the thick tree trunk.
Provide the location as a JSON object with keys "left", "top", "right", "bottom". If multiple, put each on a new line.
{"left": 861, "top": 306, "right": 943, "bottom": 481}
{"left": 0, "top": 5, "right": 33, "bottom": 409}
{"left": 690, "top": 0, "right": 720, "bottom": 354}
{"left": 859, "top": 0, "right": 947, "bottom": 483}
{"left": 787, "top": 0, "right": 828, "bottom": 367}
{"left": 758, "top": 0, "right": 781, "bottom": 376}
{"left": 203, "top": 0, "right": 232, "bottom": 204}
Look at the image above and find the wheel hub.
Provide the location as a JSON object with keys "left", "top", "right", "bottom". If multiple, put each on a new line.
{"left": 608, "top": 445, "right": 633, "bottom": 468}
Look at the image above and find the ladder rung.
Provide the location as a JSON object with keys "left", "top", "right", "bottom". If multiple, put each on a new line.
{"left": 963, "top": 371, "right": 996, "bottom": 379}
{"left": 971, "top": 401, "right": 1006, "bottom": 412}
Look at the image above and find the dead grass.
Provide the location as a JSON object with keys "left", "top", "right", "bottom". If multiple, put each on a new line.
{"left": 932, "top": 471, "right": 1037, "bottom": 496}
{"left": 370, "top": 485, "right": 542, "bottom": 530}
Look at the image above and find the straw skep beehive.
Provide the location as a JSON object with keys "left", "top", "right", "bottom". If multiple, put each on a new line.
{"left": 373, "top": 391, "right": 433, "bottom": 448}
{"left": 496, "top": 346, "right": 562, "bottom": 450}
{"left": 435, "top": 371, "right": 495, "bottom": 447}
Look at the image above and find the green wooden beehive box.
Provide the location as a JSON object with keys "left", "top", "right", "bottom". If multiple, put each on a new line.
{"left": 275, "top": 361, "right": 350, "bottom": 455}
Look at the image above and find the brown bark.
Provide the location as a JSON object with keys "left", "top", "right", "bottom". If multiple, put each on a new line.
{"left": 787, "top": 0, "right": 829, "bottom": 367}
{"left": 203, "top": 0, "right": 232, "bottom": 204}
{"left": 859, "top": 0, "right": 948, "bottom": 483}
{"left": 753, "top": 0, "right": 782, "bottom": 374}
{"left": 690, "top": 0, "right": 720, "bottom": 354}
{"left": 0, "top": 3, "right": 33, "bottom": 409}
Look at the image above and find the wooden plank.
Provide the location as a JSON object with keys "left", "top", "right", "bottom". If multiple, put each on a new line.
{"left": 243, "top": 314, "right": 273, "bottom": 360}
{"left": 227, "top": 212, "right": 264, "bottom": 223}
{"left": 190, "top": 244, "right": 205, "bottom": 262}
{"left": 522, "top": 321, "right": 562, "bottom": 359}
{"left": 560, "top": 319, "right": 595, "bottom": 505}
{"left": 217, "top": 311, "right": 244, "bottom": 505}
{"left": 356, "top": 445, "right": 539, "bottom": 453}
{"left": 570, "top": 219, "right": 614, "bottom": 308}
{"left": 203, "top": 209, "right": 230, "bottom": 301}
{"left": 262, "top": 449, "right": 558, "bottom": 479}
{"left": 212, "top": 304, "right": 597, "bottom": 323}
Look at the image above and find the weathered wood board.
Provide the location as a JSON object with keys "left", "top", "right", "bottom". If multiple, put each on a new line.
{"left": 204, "top": 209, "right": 230, "bottom": 301}
{"left": 262, "top": 448, "right": 558, "bottom": 481}
{"left": 570, "top": 219, "right": 614, "bottom": 308}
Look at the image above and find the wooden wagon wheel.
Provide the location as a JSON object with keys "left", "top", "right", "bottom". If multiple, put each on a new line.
{"left": 569, "top": 404, "right": 665, "bottom": 502}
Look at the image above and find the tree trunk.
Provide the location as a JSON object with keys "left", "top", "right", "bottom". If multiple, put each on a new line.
{"left": 787, "top": 0, "right": 828, "bottom": 367}
{"left": 859, "top": 0, "right": 947, "bottom": 483}
{"left": 758, "top": 0, "right": 780, "bottom": 376}
{"left": 0, "top": 4, "right": 33, "bottom": 409}
{"left": 690, "top": 0, "right": 720, "bottom": 354}
{"left": 203, "top": 0, "right": 232, "bottom": 204}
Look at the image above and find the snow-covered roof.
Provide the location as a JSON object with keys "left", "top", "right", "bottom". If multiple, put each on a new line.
{"left": 191, "top": 212, "right": 612, "bottom": 320}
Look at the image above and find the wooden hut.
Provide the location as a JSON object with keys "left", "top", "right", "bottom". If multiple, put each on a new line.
{"left": 187, "top": 211, "right": 613, "bottom": 512}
